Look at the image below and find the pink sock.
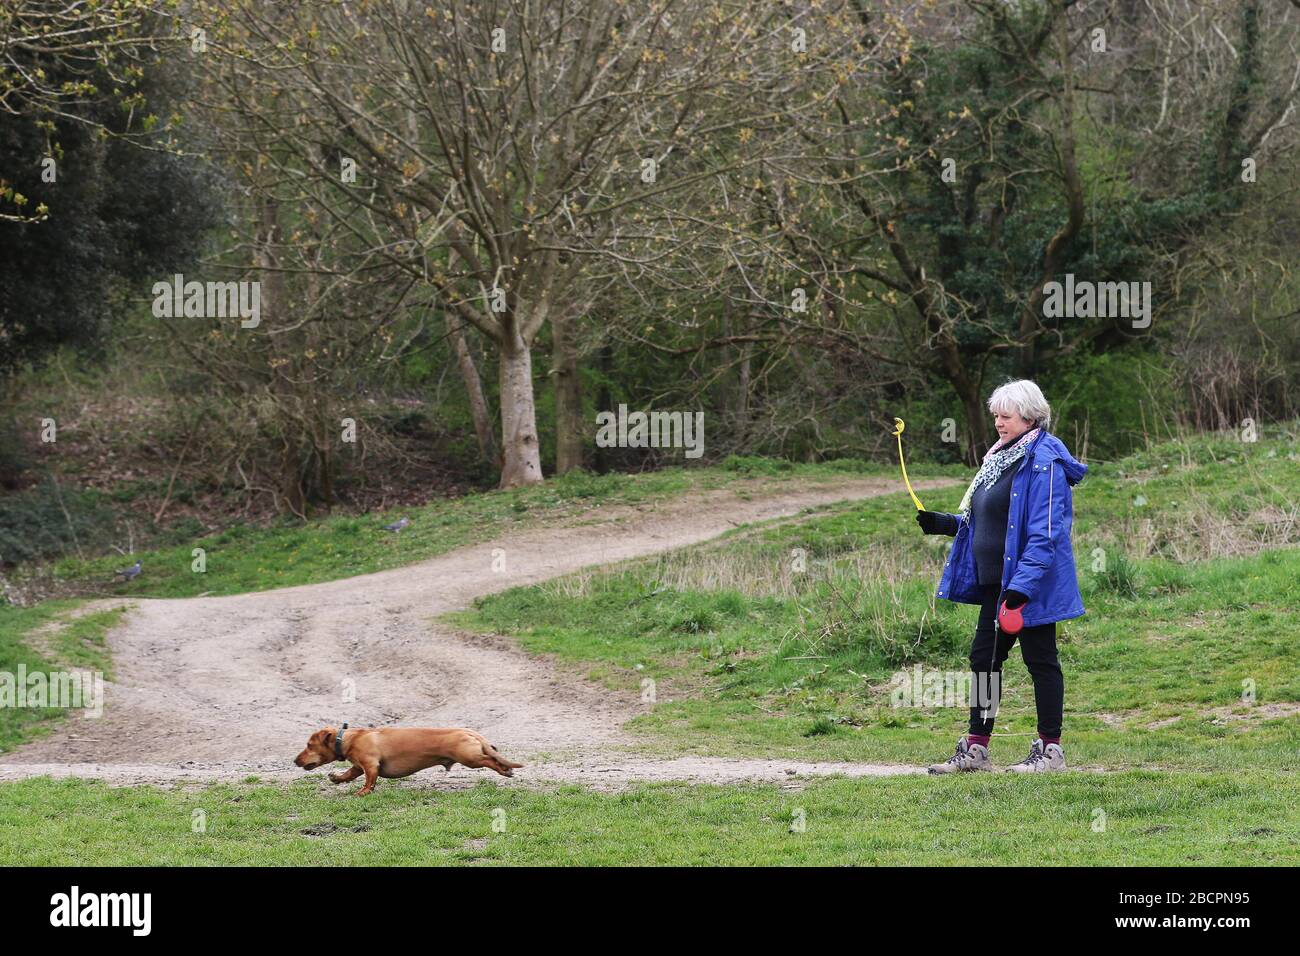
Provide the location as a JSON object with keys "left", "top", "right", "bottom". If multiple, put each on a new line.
{"left": 968, "top": 734, "right": 991, "bottom": 749}
{"left": 1040, "top": 734, "right": 1061, "bottom": 748}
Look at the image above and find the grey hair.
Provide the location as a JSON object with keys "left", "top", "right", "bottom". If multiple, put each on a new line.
{"left": 988, "top": 379, "right": 1051, "bottom": 430}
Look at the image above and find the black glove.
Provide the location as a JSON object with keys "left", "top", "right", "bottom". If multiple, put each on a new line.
{"left": 1001, "top": 589, "right": 1029, "bottom": 610}
{"left": 915, "top": 510, "right": 946, "bottom": 535}
{"left": 916, "top": 511, "right": 958, "bottom": 536}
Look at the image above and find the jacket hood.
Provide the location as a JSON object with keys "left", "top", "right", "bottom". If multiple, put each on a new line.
{"left": 1029, "top": 432, "right": 1088, "bottom": 486}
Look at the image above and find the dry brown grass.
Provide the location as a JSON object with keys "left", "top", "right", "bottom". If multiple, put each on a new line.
{"left": 1110, "top": 498, "right": 1300, "bottom": 562}
{"left": 541, "top": 536, "right": 934, "bottom": 603}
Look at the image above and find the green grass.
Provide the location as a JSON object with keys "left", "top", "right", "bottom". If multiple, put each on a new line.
{"left": 2, "top": 426, "right": 1297, "bottom": 866}
{"left": 1069, "top": 435, "right": 1300, "bottom": 558}
{"left": 0, "top": 600, "right": 120, "bottom": 753}
{"left": 36, "top": 459, "right": 942, "bottom": 600}
{"left": 451, "top": 429, "right": 1300, "bottom": 772}
{"left": 1, "top": 771, "right": 1295, "bottom": 865}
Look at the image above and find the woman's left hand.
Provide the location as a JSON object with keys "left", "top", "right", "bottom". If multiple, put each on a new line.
{"left": 1001, "top": 589, "right": 1029, "bottom": 610}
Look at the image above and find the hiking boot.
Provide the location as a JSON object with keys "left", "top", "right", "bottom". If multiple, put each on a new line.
{"left": 1004, "top": 738, "right": 1066, "bottom": 772}
{"left": 927, "top": 737, "right": 993, "bottom": 774}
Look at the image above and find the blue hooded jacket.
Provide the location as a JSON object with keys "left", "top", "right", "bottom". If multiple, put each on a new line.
{"left": 935, "top": 430, "right": 1089, "bottom": 627}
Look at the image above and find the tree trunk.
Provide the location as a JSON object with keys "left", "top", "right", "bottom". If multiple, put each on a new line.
{"left": 551, "top": 306, "right": 585, "bottom": 474}
{"left": 498, "top": 333, "right": 543, "bottom": 487}
{"left": 592, "top": 339, "right": 614, "bottom": 474}
{"left": 442, "top": 247, "right": 500, "bottom": 473}
{"left": 257, "top": 193, "right": 308, "bottom": 516}
{"left": 1017, "top": 0, "right": 1085, "bottom": 377}
{"left": 445, "top": 309, "right": 500, "bottom": 472}
{"left": 736, "top": 341, "right": 751, "bottom": 432}
{"left": 279, "top": 444, "right": 306, "bottom": 516}
{"left": 731, "top": 303, "right": 752, "bottom": 450}
{"left": 957, "top": 380, "right": 991, "bottom": 464}
{"left": 317, "top": 440, "right": 334, "bottom": 511}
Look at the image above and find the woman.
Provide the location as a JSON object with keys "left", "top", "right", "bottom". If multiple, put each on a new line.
{"left": 916, "top": 380, "right": 1088, "bottom": 773}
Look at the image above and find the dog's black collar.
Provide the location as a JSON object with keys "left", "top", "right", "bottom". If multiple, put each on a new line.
{"left": 333, "top": 722, "right": 349, "bottom": 760}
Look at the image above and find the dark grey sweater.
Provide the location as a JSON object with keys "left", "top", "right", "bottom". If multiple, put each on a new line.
{"left": 969, "top": 465, "right": 1016, "bottom": 585}
{"left": 933, "top": 460, "right": 1020, "bottom": 585}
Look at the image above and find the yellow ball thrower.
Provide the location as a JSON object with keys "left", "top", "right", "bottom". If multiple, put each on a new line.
{"left": 890, "top": 418, "right": 925, "bottom": 511}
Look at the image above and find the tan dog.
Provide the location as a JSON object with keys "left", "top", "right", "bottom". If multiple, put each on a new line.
{"left": 293, "top": 725, "right": 522, "bottom": 796}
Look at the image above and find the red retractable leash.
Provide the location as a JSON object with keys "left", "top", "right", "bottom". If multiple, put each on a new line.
{"left": 997, "top": 599, "right": 1024, "bottom": 635}
{"left": 981, "top": 596, "right": 1022, "bottom": 723}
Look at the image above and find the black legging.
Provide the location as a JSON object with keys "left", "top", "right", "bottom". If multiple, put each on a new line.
{"left": 968, "top": 584, "right": 1064, "bottom": 738}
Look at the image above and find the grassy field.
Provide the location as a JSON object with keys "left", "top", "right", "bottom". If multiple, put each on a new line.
{"left": 1, "top": 427, "right": 1296, "bottom": 865}
{"left": 450, "top": 428, "right": 1300, "bottom": 774}
{"left": 1, "top": 771, "right": 1295, "bottom": 865}
{"left": 0, "top": 600, "right": 120, "bottom": 753}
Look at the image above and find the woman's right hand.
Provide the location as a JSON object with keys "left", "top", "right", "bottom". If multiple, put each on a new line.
{"left": 916, "top": 511, "right": 948, "bottom": 535}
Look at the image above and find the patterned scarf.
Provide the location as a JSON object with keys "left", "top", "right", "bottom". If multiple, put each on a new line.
{"left": 957, "top": 427, "right": 1040, "bottom": 518}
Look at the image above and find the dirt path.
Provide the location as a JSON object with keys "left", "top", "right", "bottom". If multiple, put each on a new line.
{"left": 0, "top": 478, "right": 956, "bottom": 791}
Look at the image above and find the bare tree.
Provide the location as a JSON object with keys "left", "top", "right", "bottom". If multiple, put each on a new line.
{"left": 191, "top": 0, "right": 829, "bottom": 485}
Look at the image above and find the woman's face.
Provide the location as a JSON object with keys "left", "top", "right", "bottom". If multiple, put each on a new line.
{"left": 993, "top": 408, "right": 1034, "bottom": 443}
